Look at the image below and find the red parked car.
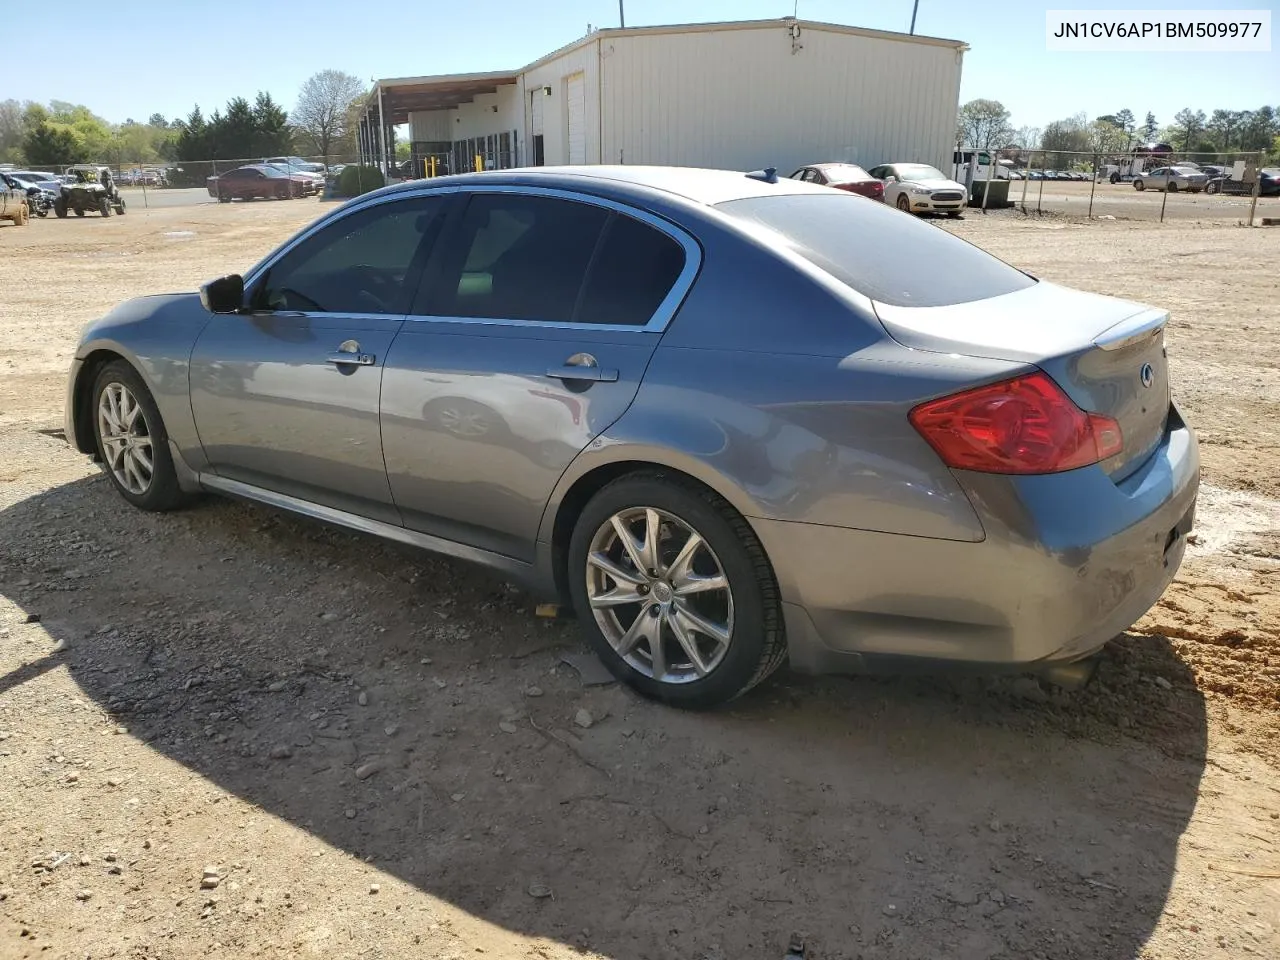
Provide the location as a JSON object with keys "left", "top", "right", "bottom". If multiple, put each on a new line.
{"left": 206, "top": 164, "right": 310, "bottom": 202}
{"left": 788, "top": 163, "right": 885, "bottom": 201}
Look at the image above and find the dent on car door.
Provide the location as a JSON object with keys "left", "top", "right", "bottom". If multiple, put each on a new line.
{"left": 380, "top": 189, "right": 695, "bottom": 561}
{"left": 189, "top": 193, "right": 448, "bottom": 522}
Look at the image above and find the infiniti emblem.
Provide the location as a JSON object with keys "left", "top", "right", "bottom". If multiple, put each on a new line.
{"left": 1140, "top": 363, "right": 1154, "bottom": 389}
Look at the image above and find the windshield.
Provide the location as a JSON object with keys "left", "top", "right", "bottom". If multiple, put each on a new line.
{"left": 717, "top": 193, "right": 1035, "bottom": 308}
{"left": 895, "top": 164, "right": 947, "bottom": 182}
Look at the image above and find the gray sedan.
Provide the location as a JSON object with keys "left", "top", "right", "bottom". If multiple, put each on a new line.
{"left": 1134, "top": 166, "right": 1209, "bottom": 192}
{"left": 64, "top": 166, "right": 1199, "bottom": 708}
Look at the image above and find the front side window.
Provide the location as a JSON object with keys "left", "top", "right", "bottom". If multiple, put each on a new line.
{"left": 252, "top": 195, "right": 446, "bottom": 315}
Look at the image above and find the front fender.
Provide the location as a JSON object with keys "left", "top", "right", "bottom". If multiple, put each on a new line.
{"left": 66, "top": 294, "right": 212, "bottom": 468}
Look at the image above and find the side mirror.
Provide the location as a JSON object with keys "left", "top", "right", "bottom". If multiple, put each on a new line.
{"left": 200, "top": 274, "right": 245, "bottom": 314}
{"left": 884, "top": 174, "right": 898, "bottom": 183}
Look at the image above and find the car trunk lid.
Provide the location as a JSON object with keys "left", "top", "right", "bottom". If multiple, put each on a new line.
{"left": 874, "top": 282, "right": 1170, "bottom": 480}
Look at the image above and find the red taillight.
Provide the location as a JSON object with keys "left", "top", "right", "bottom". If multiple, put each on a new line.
{"left": 909, "top": 372, "right": 1123, "bottom": 475}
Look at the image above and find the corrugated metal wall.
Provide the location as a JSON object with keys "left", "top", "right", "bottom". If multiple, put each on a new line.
{"left": 598, "top": 24, "right": 963, "bottom": 173}
{"left": 522, "top": 42, "right": 601, "bottom": 165}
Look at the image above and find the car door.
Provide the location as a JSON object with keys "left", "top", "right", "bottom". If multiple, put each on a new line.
{"left": 379, "top": 187, "right": 697, "bottom": 561}
{"left": 189, "top": 193, "right": 449, "bottom": 524}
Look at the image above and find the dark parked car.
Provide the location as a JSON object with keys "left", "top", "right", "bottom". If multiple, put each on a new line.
{"left": 1205, "top": 168, "right": 1279, "bottom": 196}
{"left": 788, "top": 163, "right": 884, "bottom": 201}
{"left": 207, "top": 164, "right": 309, "bottom": 201}
{"left": 64, "top": 166, "right": 1198, "bottom": 708}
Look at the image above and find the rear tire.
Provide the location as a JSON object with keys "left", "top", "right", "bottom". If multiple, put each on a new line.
{"left": 99, "top": 197, "right": 112, "bottom": 216}
{"left": 947, "top": 211, "right": 962, "bottom": 218}
{"left": 1167, "top": 182, "right": 1178, "bottom": 193}
{"left": 55, "top": 198, "right": 67, "bottom": 217}
{"left": 1110, "top": 172, "right": 1120, "bottom": 184}
{"left": 90, "top": 360, "right": 190, "bottom": 512}
{"left": 567, "top": 473, "right": 786, "bottom": 709}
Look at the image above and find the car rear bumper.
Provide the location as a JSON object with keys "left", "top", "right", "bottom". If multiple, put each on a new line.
{"left": 753, "top": 404, "right": 1199, "bottom": 675}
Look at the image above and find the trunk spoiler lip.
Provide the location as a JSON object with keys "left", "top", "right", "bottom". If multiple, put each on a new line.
{"left": 1092, "top": 307, "right": 1168, "bottom": 352}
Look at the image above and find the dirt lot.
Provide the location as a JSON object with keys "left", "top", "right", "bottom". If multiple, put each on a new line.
{"left": 1, "top": 201, "right": 1278, "bottom": 960}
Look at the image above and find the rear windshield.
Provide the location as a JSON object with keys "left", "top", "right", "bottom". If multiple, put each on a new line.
{"left": 717, "top": 193, "right": 1036, "bottom": 307}
{"left": 820, "top": 164, "right": 871, "bottom": 183}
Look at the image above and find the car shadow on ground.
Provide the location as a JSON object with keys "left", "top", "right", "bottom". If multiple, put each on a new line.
{"left": 0, "top": 474, "right": 1207, "bottom": 960}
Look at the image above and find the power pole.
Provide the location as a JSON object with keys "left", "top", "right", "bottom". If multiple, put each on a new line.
{"left": 910, "top": 0, "right": 920, "bottom": 34}
{"left": 618, "top": 1, "right": 625, "bottom": 28}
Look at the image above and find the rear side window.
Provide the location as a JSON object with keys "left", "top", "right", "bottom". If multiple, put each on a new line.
{"left": 577, "top": 213, "right": 685, "bottom": 326}
{"left": 426, "top": 193, "right": 608, "bottom": 322}
{"left": 423, "top": 193, "right": 686, "bottom": 326}
{"left": 717, "top": 194, "right": 1035, "bottom": 308}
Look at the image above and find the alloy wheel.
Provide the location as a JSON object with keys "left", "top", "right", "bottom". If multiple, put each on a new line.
{"left": 98, "top": 382, "right": 154, "bottom": 495}
{"left": 585, "top": 506, "right": 734, "bottom": 684}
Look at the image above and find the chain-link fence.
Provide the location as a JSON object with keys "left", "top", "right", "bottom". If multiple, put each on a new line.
{"left": 958, "top": 149, "right": 1274, "bottom": 224}
{"left": 18, "top": 153, "right": 451, "bottom": 209}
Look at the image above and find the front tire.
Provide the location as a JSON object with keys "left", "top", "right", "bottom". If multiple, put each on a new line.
{"left": 1167, "top": 182, "right": 1178, "bottom": 193}
{"left": 567, "top": 473, "right": 786, "bottom": 708}
{"left": 91, "top": 361, "right": 190, "bottom": 512}
{"left": 896, "top": 194, "right": 911, "bottom": 212}
{"left": 1134, "top": 179, "right": 1145, "bottom": 191}
{"left": 99, "top": 197, "right": 112, "bottom": 216}
{"left": 55, "top": 198, "right": 67, "bottom": 217}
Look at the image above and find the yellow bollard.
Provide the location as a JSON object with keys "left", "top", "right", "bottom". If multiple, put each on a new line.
{"left": 475, "top": 154, "right": 484, "bottom": 172}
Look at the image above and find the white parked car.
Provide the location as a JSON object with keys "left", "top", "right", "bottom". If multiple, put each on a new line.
{"left": 1134, "top": 166, "right": 1209, "bottom": 193}
{"left": 867, "top": 163, "right": 968, "bottom": 216}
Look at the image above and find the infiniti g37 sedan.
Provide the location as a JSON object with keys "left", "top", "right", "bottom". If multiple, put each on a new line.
{"left": 65, "top": 166, "right": 1199, "bottom": 708}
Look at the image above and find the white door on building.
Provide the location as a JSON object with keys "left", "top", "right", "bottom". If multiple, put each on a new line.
{"left": 530, "top": 87, "right": 546, "bottom": 167}
{"left": 565, "top": 72, "right": 586, "bottom": 165}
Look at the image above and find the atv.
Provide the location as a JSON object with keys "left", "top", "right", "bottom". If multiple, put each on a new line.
{"left": 54, "top": 165, "right": 127, "bottom": 218}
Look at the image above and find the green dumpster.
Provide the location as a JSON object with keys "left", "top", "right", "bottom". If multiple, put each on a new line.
{"left": 969, "top": 179, "right": 1011, "bottom": 207}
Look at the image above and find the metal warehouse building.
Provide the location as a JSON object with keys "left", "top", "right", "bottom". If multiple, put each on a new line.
{"left": 361, "top": 17, "right": 967, "bottom": 177}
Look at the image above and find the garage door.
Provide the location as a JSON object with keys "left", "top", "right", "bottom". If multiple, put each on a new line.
{"left": 565, "top": 72, "right": 586, "bottom": 165}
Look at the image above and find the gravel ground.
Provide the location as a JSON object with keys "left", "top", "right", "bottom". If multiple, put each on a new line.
{"left": 0, "top": 201, "right": 1277, "bottom": 960}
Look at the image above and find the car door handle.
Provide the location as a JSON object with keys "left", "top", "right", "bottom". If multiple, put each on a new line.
{"left": 545, "top": 364, "right": 618, "bottom": 383}
{"left": 327, "top": 353, "right": 376, "bottom": 367}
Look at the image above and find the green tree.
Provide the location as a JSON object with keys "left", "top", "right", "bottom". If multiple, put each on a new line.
{"left": 1141, "top": 111, "right": 1159, "bottom": 141}
{"left": 252, "top": 91, "right": 292, "bottom": 156}
{"left": 1040, "top": 113, "right": 1091, "bottom": 167}
{"left": 956, "top": 98, "right": 1013, "bottom": 150}
{"left": 1114, "top": 108, "right": 1135, "bottom": 135}
{"left": 1171, "top": 108, "right": 1207, "bottom": 152}
{"left": 23, "top": 121, "right": 87, "bottom": 166}
{"left": 148, "top": 112, "right": 167, "bottom": 127}
{"left": 1207, "top": 109, "right": 1243, "bottom": 151}
{"left": 1089, "top": 117, "right": 1129, "bottom": 155}
{"left": 0, "top": 99, "right": 23, "bottom": 163}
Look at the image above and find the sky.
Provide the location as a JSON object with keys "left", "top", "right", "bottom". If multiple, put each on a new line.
{"left": 2, "top": 0, "right": 1275, "bottom": 130}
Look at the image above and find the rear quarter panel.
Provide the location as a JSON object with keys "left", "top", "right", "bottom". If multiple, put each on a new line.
{"left": 540, "top": 220, "right": 1025, "bottom": 545}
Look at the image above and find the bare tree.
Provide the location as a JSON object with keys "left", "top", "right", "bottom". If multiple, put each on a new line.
{"left": 956, "top": 99, "right": 1014, "bottom": 151}
{"left": 293, "top": 70, "right": 366, "bottom": 161}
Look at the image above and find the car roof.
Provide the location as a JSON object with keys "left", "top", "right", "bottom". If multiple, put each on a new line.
{"left": 376, "top": 165, "right": 833, "bottom": 207}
